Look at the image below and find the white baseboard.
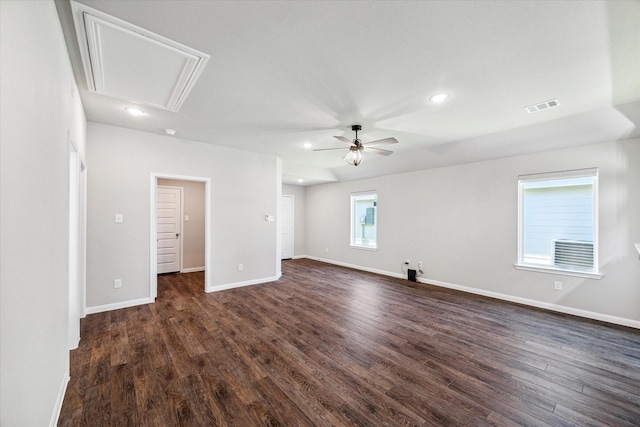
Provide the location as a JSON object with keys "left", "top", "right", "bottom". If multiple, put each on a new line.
{"left": 304, "top": 256, "right": 640, "bottom": 329}
{"left": 306, "top": 256, "right": 406, "bottom": 279}
{"left": 292, "top": 255, "right": 307, "bottom": 260}
{"left": 181, "top": 266, "right": 205, "bottom": 273}
{"left": 85, "top": 273, "right": 282, "bottom": 313}
{"left": 421, "top": 277, "right": 640, "bottom": 329}
{"left": 207, "top": 274, "right": 282, "bottom": 293}
{"left": 50, "top": 372, "right": 70, "bottom": 427}
{"left": 85, "top": 297, "right": 154, "bottom": 315}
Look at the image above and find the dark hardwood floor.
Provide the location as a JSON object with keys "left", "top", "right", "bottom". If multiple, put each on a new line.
{"left": 59, "top": 258, "right": 640, "bottom": 426}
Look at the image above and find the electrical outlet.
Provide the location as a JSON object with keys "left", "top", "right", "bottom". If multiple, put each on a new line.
{"left": 325, "top": 247, "right": 329, "bottom": 253}
{"left": 238, "top": 264, "right": 243, "bottom": 271}
{"left": 554, "top": 281, "right": 562, "bottom": 291}
{"left": 114, "top": 279, "right": 122, "bottom": 288}
{"left": 418, "top": 261, "right": 423, "bottom": 270}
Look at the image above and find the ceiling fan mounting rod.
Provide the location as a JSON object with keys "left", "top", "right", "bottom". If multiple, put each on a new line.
{"left": 351, "top": 124, "right": 361, "bottom": 140}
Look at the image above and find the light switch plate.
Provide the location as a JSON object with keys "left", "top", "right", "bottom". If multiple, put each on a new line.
{"left": 184, "top": 215, "right": 190, "bottom": 221}
{"left": 115, "top": 213, "right": 123, "bottom": 223}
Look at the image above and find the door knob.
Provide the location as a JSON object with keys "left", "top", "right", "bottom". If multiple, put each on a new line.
{"left": 176, "top": 233, "right": 180, "bottom": 238}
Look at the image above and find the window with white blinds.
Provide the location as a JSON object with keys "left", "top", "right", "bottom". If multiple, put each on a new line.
{"left": 516, "top": 168, "right": 601, "bottom": 278}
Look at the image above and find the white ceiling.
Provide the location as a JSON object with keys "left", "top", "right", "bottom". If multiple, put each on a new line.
{"left": 56, "top": 0, "right": 640, "bottom": 186}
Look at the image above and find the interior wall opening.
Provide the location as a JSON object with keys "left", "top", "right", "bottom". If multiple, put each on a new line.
{"left": 150, "top": 173, "right": 211, "bottom": 298}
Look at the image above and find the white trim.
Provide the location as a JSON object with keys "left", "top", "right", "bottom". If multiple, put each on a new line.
{"left": 349, "top": 245, "right": 378, "bottom": 251}
{"left": 86, "top": 297, "right": 153, "bottom": 315}
{"left": 206, "top": 274, "right": 282, "bottom": 293}
{"left": 306, "top": 256, "right": 404, "bottom": 279}
{"left": 517, "top": 168, "right": 600, "bottom": 276}
{"left": 182, "top": 266, "right": 205, "bottom": 273}
{"left": 292, "top": 254, "right": 308, "bottom": 260}
{"left": 71, "top": 1, "right": 209, "bottom": 112}
{"left": 68, "top": 143, "right": 80, "bottom": 350}
{"left": 421, "top": 277, "right": 639, "bottom": 329}
{"left": 281, "top": 194, "right": 294, "bottom": 259}
{"left": 50, "top": 372, "right": 70, "bottom": 427}
{"left": 276, "top": 158, "right": 283, "bottom": 276}
{"left": 518, "top": 167, "right": 599, "bottom": 182}
{"left": 514, "top": 263, "right": 603, "bottom": 279}
{"left": 350, "top": 191, "right": 378, "bottom": 250}
{"left": 302, "top": 256, "right": 639, "bottom": 329}
{"left": 151, "top": 173, "right": 211, "bottom": 298}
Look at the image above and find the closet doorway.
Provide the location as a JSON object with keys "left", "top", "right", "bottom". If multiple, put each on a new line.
{"left": 150, "top": 173, "right": 211, "bottom": 298}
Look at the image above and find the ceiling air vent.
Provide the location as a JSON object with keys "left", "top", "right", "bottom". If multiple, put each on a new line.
{"left": 71, "top": 1, "right": 209, "bottom": 112}
{"left": 524, "top": 99, "right": 560, "bottom": 114}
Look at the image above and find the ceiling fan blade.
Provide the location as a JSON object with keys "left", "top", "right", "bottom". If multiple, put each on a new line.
{"left": 313, "top": 147, "right": 350, "bottom": 152}
{"left": 334, "top": 136, "right": 354, "bottom": 145}
{"left": 366, "top": 147, "right": 394, "bottom": 156}
{"left": 362, "top": 137, "right": 398, "bottom": 147}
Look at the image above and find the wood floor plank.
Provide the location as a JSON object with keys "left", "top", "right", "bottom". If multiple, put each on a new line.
{"left": 110, "top": 363, "right": 139, "bottom": 426}
{"left": 59, "top": 259, "right": 640, "bottom": 426}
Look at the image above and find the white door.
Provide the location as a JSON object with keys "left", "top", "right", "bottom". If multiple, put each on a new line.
{"left": 157, "top": 186, "right": 182, "bottom": 274}
{"left": 281, "top": 195, "right": 294, "bottom": 259}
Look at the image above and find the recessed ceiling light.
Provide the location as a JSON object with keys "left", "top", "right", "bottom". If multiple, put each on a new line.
{"left": 303, "top": 142, "right": 313, "bottom": 149}
{"left": 297, "top": 178, "right": 304, "bottom": 183}
{"left": 125, "top": 107, "right": 145, "bottom": 116}
{"left": 164, "top": 128, "right": 176, "bottom": 136}
{"left": 429, "top": 93, "right": 449, "bottom": 103}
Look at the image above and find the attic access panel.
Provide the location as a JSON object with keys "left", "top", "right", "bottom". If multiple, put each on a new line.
{"left": 71, "top": 1, "right": 209, "bottom": 112}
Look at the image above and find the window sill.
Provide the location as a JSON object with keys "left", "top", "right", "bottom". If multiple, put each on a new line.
{"left": 514, "top": 264, "right": 603, "bottom": 279}
{"left": 350, "top": 245, "right": 377, "bottom": 251}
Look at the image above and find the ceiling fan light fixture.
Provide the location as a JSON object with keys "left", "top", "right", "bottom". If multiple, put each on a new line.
{"left": 313, "top": 124, "right": 397, "bottom": 166}
{"left": 429, "top": 93, "right": 449, "bottom": 103}
{"left": 345, "top": 147, "right": 363, "bottom": 166}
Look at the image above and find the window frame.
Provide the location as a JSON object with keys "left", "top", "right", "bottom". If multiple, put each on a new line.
{"left": 515, "top": 168, "right": 602, "bottom": 279}
{"left": 350, "top": 191, "right": 378, "bottom": 251}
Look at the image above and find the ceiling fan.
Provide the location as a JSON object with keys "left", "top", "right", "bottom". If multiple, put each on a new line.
{"left": 314, "top": 125, "right": 398, "bottom": 166}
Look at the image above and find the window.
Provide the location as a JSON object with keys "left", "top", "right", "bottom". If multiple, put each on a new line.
{"left": 516, "top": 168, "right": 601, "bottom": 278}
{"left": 351, "top": 192, "right": 377, "bottom": 249}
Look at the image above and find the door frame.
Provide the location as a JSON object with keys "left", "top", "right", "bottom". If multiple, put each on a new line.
{"left": 156, "top": 185, "right": 184, "bottom": 274}
{"left": 68, "top": 139, "right": 86, "bottom": 350}
{"left": 150, "top": 173, "right": 211, "bottom": 298}
{"left": 281, "top": 195, "right": 294, "bottom": 259}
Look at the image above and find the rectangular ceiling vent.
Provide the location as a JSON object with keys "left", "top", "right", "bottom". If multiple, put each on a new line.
{"left": 524, "top": 99, "right": 560, "bottom": 114}
{"left": 71, "top": 1, "right": 209, "bottom": 112}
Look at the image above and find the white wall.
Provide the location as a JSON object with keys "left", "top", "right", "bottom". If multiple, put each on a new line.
{"left": 158, "top": 179, "right": 206, "bottom": 271}
{"left": 306, "top": 140, "right": 640, "bottom": 325}
{"left": 0, "top": 1, "right": 87, "bottom": 425}
{"left": 86, "top": 123, "right": 280, "bottom": 309}
{"left": 282, "top": 184, "right": 307, "bottom": 257}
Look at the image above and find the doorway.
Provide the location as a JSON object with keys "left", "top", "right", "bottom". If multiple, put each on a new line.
{"left": 150, "top": 173, "right": 211, "bottom": 298}
{"left": 68, "top": 142, "right": 86, "bottom": 350}
{"left": 281, "top": 195, "right": 294, "bottom": 259}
